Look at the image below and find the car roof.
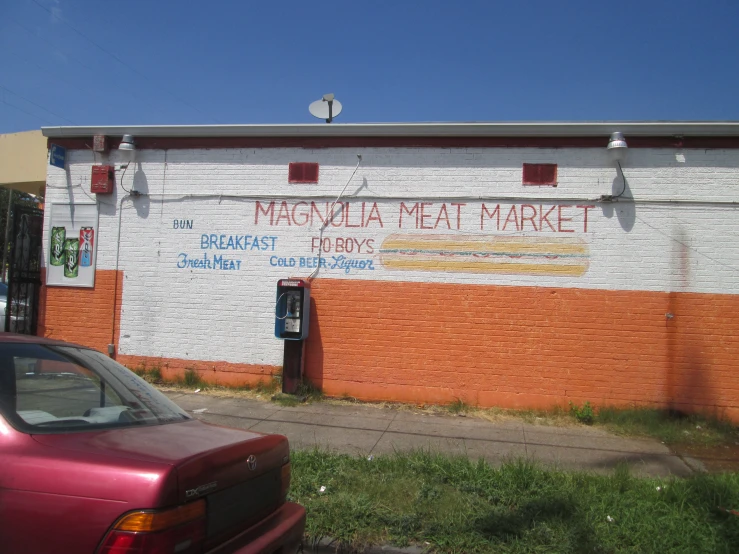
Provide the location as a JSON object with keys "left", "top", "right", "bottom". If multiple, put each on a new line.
{"left": 0, "top": 333, "right": 90, "bottom": 350}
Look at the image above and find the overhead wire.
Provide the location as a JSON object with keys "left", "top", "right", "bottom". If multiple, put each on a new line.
{"left": 0, "top": 84, "right": 76, "bottom": 124}
{"left": 5, "top": 45, "right": 120, "bottom": 108}
{"left": 307, "top": 156, "right": 363, "bottom": 280}
{"left": 633, "top": 214, "right": 738, "bottom": 274}
{"left": 0, "top": 92, "right": 54, "bottom": 125}
{"left": 29, "top": 0, "right": 221, "bottom": 123}
{"left": 6, "top": 18, "right": 172, "bottom": 119}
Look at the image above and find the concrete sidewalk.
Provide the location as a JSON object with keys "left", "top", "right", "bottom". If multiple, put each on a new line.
{"left": 164, "top": 391, "right": 702, "bottom": 478}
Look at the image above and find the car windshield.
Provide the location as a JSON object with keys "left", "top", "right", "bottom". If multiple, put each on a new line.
{"left": 0, "top": 342, "right": 190, "bottom": 434}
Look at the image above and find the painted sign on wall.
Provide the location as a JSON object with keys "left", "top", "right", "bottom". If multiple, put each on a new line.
{"left": 251, "top": 200, "right": 595, "bottom": 277}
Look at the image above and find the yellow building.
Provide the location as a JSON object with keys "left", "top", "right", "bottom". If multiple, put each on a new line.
{"left": 0, "top": 130, "right": 47, "bottom": 198}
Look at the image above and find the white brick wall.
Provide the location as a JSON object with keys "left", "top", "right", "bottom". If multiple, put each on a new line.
{"left": 43, "top": 146, "right": 739, "bottom": 364}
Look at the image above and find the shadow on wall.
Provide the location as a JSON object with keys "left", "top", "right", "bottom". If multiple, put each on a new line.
{"left": 97, "top": 177, "right": 119, "bottom": 217}
{"left": 600, "top": 166, "right": 636, "bottom": 232}
{"left": 666, "top": 226, "right": 715, "bottom": 418}
{"left": 304, "top": 295, "right": 324, "bottom": 390}
{"left": 132, "top": 163, "right": 150, "bottom": 219}
{"left": 665, "top": 294, "right": 716, "bottom": 418}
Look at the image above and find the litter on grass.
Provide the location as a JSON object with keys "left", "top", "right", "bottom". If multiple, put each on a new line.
{"left": 718, "top": 507, "right": 739, "bottom": 517}
{"left": 194, "top": 388, "right": 201, "bottom": 393}
{"left": 319, "top": 486, "right": 326, "bottom": 493}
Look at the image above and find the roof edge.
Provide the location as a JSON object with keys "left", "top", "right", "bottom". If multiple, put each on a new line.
{"left": 41, "top": 121, "right": 739, "bottom": 139}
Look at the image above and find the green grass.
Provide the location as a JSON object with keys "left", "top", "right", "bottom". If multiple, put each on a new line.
{"left": 296, "top": 379, "right": 323, "bottom": 402}
{"left": 255, "top": 372, "right": 282, "bottom": 395}
{"left": 271, "top": 394, "right": 301, "bottom": 407}
{"left": 289, "top": 450, "right": 739, "bottom": 554}
{"left": 182, "top": 368, "right": 203, "bottom": 388}
{"left": 271, "top": 379, "right": 324, "bottom": 407}
{"left": 148, "top": 366, "right": 162, "bottom": 383}
{"left": 472, "top": 403, "right": 737, "bottom": 448}
{"left": 570, "top": 401, "right": 595, "bottom": 425}
{"left": 595, "top": 407, "right": 739, "bottom": 447}
{"left": 130, "top": 363, "right": 163, "bottom": 384}
{"left": 447, "top": 398, "right": 469, "bottom": 415}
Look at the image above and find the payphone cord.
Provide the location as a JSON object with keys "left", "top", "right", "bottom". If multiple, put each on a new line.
{"left": 274, "top": 292, "right": 290, "bottom": 320}
{"left": 307, "top": 154, "right": 363, "bottom": 280}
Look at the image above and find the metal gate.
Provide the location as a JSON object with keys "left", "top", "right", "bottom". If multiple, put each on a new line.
{"left": 5, "top": 205, "right": 43, "bottom": 334}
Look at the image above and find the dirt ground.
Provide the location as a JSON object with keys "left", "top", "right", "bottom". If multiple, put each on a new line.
{"left": 673, "top": 443, "right": 739, "bottom": 473}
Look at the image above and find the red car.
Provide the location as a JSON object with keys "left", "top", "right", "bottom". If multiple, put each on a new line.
{"left": 0, "top": 334, "right": 305, "bottom": 554}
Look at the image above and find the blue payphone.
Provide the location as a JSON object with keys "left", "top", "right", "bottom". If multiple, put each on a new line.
{"left": 275, "top": 279, "right": 311, "bottom": 340}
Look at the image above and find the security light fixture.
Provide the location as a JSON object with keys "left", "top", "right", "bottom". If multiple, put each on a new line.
{"left": 118, "top": 134, "right": 136, "bottom": 163}
{"left": 119, "top": 134, "right": 136, "bottom": 151}
{"left": 602, "top": 132, "right": 628, "bottom": 201}
{"left": 606, "top": 132, "right": 628, "bottom": 162}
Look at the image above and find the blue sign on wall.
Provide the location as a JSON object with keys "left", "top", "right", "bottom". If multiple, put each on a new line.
{"left": 49, "top": 144, "right": 66, "bottom": 169}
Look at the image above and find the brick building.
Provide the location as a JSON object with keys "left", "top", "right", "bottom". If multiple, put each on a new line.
{"left": 39, "top": 123, "right": 739, "bottom": 420}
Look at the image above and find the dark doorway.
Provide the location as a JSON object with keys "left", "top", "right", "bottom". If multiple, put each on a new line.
{"left": 5, "top": 205, "right": 43, "bottom": 334}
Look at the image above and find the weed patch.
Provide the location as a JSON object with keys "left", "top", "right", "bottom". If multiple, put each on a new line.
{"left": 271, "top": 394, "right": 301, "bottom": 407}
{"left": 255, "top": 372, "right": 282, "bottom": 395}
{"left": 270, "top": 379, "right": 323, "bottom": 406}
{"left": 182, "top": 368, "right": 203, "bottom": 388}
{"left": 447, "top": 398, "right": 469, "bottom": 415}
{"left": 129, "top": 363, "right": 162, "bottom": 384}
{"left": 147, "top": 366, "right": 162, "bottom": 383}
{"left": 596, "top": 406, "right": 738, "bottom": 447}
{"left": 296, "top": 379, "right": 323, "bottom": 402}
{"left": 569, "top": 401, "right": 595, "bottom": 425}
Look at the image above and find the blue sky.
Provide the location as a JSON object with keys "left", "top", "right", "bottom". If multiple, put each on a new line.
{"left": 1, "top": 0, "right": 739, "bottom": 133}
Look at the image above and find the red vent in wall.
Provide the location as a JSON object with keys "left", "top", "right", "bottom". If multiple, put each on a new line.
{"left": 522, "top": 163, "right": 557, "bottom": 186}
{"left": 288, "top": 162, "right": 319, "bottom": 183}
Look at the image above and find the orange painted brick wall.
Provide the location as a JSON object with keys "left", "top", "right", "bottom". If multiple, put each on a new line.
{"left": 38, "top": 269, "right": 123, "bottom": 353}
{"left": 304, "top": 279, "right": 739, "bottom": 421}
{"left": 39, "top": 271, "right": 739, "bottom": 421}
{"left": 116, "top": 354, "right": 279, "bottom": 386}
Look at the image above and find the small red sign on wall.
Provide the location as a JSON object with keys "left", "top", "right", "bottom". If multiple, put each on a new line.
{"left": 289, "top": 162, "right": 319, "bottom": 183}
{"left": 91, "top": 165, "right": 114, "bottom": 194}
{"left": 522, "top": 163, "right": 557, "bottom": 186}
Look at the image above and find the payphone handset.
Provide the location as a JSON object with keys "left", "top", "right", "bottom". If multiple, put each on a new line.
{"left": 283, "top": 291, "right": 302, "bottom": 333}
{"left": 275, "top": 279, "right": 311, "bottom": 340}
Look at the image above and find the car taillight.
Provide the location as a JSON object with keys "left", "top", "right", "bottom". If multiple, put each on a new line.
{"left": 97, "top": 500, "right": 205, "bottom": 554}
{"left": 281, "top": 462, "right": 291, "bottom": 500}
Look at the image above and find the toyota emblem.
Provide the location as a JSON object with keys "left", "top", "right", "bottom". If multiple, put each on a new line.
{"left": 246, "top": 455, "right": 257, "bottom": 471}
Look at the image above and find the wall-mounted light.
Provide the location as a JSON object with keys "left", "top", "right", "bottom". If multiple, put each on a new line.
{"left": 118, "top": 134, "right": 136, "bottom": 163}
{"left": 602, "top": 132, "right": 628, "bottom": 201}
{"left": 606, "top": 132, "right": 628, "bottom": 162}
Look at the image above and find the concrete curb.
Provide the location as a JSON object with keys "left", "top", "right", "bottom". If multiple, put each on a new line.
{"left": 304, "top": 537, "right": 427, "bottom": 554}
{"left": 680, "top": 455, "right": 708, "bottom": 473}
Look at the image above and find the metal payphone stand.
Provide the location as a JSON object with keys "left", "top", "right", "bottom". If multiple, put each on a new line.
{"left": 281, "top": 340, "right": 305, "bottom": 395}
{"left": 275, "top": 279, "right": 311, "bottom": 395}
